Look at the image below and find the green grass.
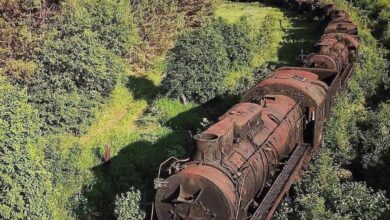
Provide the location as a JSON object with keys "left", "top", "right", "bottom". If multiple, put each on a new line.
{"left": 215, "top": 2, "right": 284, "bottom": 25}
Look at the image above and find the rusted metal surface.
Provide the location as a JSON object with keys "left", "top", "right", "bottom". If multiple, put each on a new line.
{"left": 153, "top": 2, "right": 360, "bottom": 220}
{"left": 155, "top": 165, "right": 236, "bottom": 220}
{"left": 155, "top": 96, "right": 303, "bottom": 220}
{"left": 304, "top": 33, "right": 358, "bottom": 71}
{"left": 242, "top": 69, "right": 329, "bottom": 109}
{"left": 250, "top": 143, "right": 310, "bottom": 220}
{"left": 325, "top": 21, "right": 358, "bottom": 35}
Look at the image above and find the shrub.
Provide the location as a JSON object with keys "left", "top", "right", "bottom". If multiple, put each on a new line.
{"left": 213, "top": 17, "right": 253, "bottom": 70}
{"left": 359, "top": 104, "right": 390, "bottom": 168}
{"left": 29, "top": 30, "right": 124, "bottom": 134}
{"left": 130, "top": 0, "right": 216, "bottom": 70}
{"left": 349, "top": 0, "right": 390, "bottom": 48}
{"left": 61, "top": 0, "right": 136, "bottom": 56}
{"left": 290, "top": 149, "right": 389, "bottom": 220}
{"left": 162, "top": 24, "right": 229, "bottom": 104}
{"left": 0, "top": 79, "right": 53, "bottom": 219}
{"left": 162, "top": 17, "right": 263, "bottom": 103}
{"left": 114, "top": 188, "right": 145, "bottom": 220}
{"left": 352, "top": 45, "right": 388, "bottom": 99}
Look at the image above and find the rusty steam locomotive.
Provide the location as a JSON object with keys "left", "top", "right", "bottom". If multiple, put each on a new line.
{"left": 153, "top": 2, "right": 360, "bottom": 220}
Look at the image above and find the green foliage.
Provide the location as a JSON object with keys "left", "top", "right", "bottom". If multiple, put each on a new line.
{"left": 162, "top": 15, "right": 282, "bottom": 103}
{"left": 162, "top": 23, "right": 229, "bottom": 103}
{"left": 130, "top": 0, "right": 216, "bottom": 71}
{"left": 291, "top": 149, "right": 389, "bottom": 220}
{"left": 324, "top": 95, "right": 361, "bottom": 164}
{"left": 349, "top": 0, "right": 390, "bottom": 47}
{"left": 0, "top": 79, "right": 53, "bottom": 219}
{"left": 62, "top": 0, "right": 135, "bottom": 56}
{"left": 359, "top": 104, "right": 390, "bottom": 168}
{"left": 352, "top": 45, "right": 389, "bottom": 99}
{"left": 212, "top": 17, "right": 253, "bottom": 69}
{"left": 114, "top": 188, "right": 145, "bottom": 220}
{"left": 150, "top": 97, "right": 202, "bottom": 129}
{"left": 29, "top": 30, "right": 124, "bottom": 134}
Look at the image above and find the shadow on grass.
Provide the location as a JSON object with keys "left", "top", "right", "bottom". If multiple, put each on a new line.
{"left": 126, "top": 75, "right": 161, "bottom": 104}
{"left": 277, "top": 10, "right": 325, "bottom": 67}
{"left": 87, "top": 95, "right": 238, "bottom": 219}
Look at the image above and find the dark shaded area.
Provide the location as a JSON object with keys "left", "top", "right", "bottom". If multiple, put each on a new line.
{"left": 365, "top": 82, "right": 390, "bottom": 111}
{"left": 277, "top": 12, "right": 325, "bottom": 67}
{"left": 349, "top": 152, "right": 390, "bottom": 219}
{"left": 126, "top": 75, "right": 161, "bottom": 104}
{"left": 85, "top": 75, "right": 239, "bottom": 219}
{"left": 350, "top": 153, "right": 390, "bottom": 198}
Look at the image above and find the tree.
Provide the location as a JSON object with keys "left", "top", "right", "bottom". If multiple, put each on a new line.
{"left": 162, "top": 24, "right": 229, "bottom": 103}
{"left": 29, "top": 30, "right": 124, "bottom": 134}
{"left": 213, "top": 17, "right": 253, "bottom": 70}
{"left": 61, "top": 0, "right": 136, "bottom": 56}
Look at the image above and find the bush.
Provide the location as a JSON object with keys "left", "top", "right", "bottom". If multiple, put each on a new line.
{"left": 162, "top": 24, "right": 229, "bottom": 103}
{"left": 114, "top": 188, "right": 145, "bottom": 220}
{"left": 29, "top": 30, "right": 124, "bottom": 134}
{"left": 130, "top": 0, "right": 216, "bottom": 70}
{"left": 0, "top": 79, "right": 53, "bottom": 219}
{"left": 359, "top": 104, "right": 390, "bottom": 168}
{"left": 351, "top": 45, "right": 389, "bottom": 99}
{"left": 0, "top": 0, "right": 134, "bottom": 135}
{"left": 212, "top": 17, "right": 253, "bottom": 70}
{"left": 162, "top": 17, "right": 264, "bottom": 103}
{"left": 61, "top": 0, "right": 135, "bottom": 56}
{"left": 283, "top": 149, "right": 389, "bottom": 220}
{"left": 349, "top": 0, "right": 390, "bottom": 48}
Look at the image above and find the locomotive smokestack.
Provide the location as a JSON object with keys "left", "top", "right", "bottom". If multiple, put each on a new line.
{"left": 193, "top": 133, "right": 220, "bottom": 162}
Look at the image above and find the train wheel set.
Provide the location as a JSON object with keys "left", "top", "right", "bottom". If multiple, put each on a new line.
{"left": 153, "top": 1, "right": 360, "bottom": 220}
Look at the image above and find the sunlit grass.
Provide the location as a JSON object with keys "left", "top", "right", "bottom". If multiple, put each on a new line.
{"left": 79, "top": 84, "right": 147, "bottom": 152}
{"left": 215, "top": 2, "right": 284, "bottom": 25}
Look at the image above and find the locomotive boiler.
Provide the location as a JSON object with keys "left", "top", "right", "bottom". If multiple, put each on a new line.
{"left": 153, "top": 3, "right": 359, "bottom": 220}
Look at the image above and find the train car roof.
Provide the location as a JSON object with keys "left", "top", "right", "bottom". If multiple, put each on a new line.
{"left": 242, "top": 69, "right": 329, "bottom": 108}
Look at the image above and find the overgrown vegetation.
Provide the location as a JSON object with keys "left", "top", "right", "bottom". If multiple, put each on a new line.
{"left": 0, "top": 79, "right": 53, "bottom": 219}
{"left": 349, "top": 0, "right": 390, "bottom": 47}
{"left": 114, "top": 188, "right": 145, "bottom": 220}
{"left": 1, "top": 0, "right": 389, "bottom": 219}
{"left": 130, "top": 0, "right": 216, "bottom": 72}
{"left": 162, "top": 5, "right": 287, "bottom": 103}
{"left": 275, "top": 0, "right": 390, "bottom": 218}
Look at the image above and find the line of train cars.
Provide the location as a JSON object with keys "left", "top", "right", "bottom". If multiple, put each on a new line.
{"left": 153, "top": 2, "right": 360, "bottom": 220}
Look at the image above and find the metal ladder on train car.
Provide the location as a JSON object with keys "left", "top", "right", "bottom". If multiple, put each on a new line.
{"left": 250, "top": 143, "right": 311, "bottom": 220}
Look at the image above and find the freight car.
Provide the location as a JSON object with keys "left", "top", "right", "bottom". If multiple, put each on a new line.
{"left": 153, "top": 3, "right": 359, "bottom": 220}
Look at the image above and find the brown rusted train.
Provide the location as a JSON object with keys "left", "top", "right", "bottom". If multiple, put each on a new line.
{"left": 153, "top": 2, "right": 359, "bottom": 220}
